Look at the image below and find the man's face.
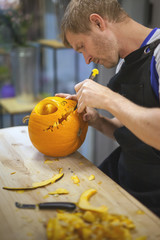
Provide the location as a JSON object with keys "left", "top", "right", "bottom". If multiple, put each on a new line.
{"left": 66, "top": 25, "right": 120, "bottom": 69}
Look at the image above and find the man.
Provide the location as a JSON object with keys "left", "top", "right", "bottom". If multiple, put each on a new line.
{"left": 57, "top": 0, "right": 160, "bottom": 217}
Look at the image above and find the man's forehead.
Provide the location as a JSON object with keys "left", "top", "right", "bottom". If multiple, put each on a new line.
{"left": 66, "top": 31, "right": 83, "bottom": 48}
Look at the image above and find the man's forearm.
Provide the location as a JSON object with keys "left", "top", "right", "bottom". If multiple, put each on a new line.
{"left": 104, "top": 91, "right": 160, "bottom": 150}
{"left": 90, "top": 114, "right": 122, "bottom": 139}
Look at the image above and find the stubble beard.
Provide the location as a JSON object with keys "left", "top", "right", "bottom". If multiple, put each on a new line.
{"left": 92, "top": 35, "right": 119, "bottom": 69}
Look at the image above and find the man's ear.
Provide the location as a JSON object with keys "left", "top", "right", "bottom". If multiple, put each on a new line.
{"left": 89, "top": 14, "right": 106, "bottom": 31}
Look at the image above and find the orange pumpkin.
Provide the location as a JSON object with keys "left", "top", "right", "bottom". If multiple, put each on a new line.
{"left": 27, "top": 96, "right": 88, "bottom": 157}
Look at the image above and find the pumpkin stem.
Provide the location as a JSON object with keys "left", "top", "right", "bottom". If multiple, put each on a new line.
{"left": 23, "top": 115, "right": 30, "bottom": 124}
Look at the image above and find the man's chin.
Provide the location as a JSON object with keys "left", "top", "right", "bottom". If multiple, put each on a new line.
{"left": 102, "top": 62, "right": 117, "bottom": 69}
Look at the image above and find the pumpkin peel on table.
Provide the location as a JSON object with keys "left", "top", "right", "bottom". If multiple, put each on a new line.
{"left": 77, "top": 188, "right": 108, "bottom": 213}
{"left": 3, "top": 173, "right": 64, "bottom": 191}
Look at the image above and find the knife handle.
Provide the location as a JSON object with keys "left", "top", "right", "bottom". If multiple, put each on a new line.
{"left": 38, "top": 202, "right": 76, "bottom": 210}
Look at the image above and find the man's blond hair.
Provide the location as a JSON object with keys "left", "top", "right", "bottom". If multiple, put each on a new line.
{"left": 61, "top": 0, "right": 128, "bottom": 47}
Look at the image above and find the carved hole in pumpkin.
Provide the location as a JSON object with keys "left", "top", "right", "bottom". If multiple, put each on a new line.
{"left": 58, "top": 112, "right": 70, "bottom": 124}
{"left": 36, "top": 102, "right": 58, "bottom": 115}
{"left": 45, "top": 111, "right": 74, "bottom": 131}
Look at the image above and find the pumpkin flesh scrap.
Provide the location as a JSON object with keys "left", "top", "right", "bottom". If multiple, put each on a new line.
{"left": 46, "top": 189, "right": 138, "bottom": 240}
{"left": 46, "top": 189, "right": 145, "bottom": 240}
{"left": 48, "top": 188, "right": 69, "bottom": 195}
{"left": 88, "top": 175, "right": 95, "bottom": 181}
{"left": 71, "top": 175, "right": 80, "bottom": 184}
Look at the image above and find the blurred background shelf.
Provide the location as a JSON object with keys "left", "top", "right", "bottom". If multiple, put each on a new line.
{"left": 38, "top": 39, "right": 80, "bottom": 94}
{"left": 38, "top": 39, "right": 65, "bottom": 48}
{"left": 0, "top": 97, "right": 38, "bottom": 127}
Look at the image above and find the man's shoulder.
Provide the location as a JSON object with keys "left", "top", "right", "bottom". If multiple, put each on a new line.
{"left": 150, "top": 30, "right": 160, "bottom": 67}
{"left": 146, "top": 29, "right": 160, "bottom": 70}
{"left": 116, "top": 29, "right": 160, "bottom": 74}
{"left": 148, "top": 28, "right": 160, "bottom": 44}
{"left": 148, "top": 28, "right": 160, "bottom": 55}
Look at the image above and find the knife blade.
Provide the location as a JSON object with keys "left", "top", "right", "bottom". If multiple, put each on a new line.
{"left": 15, "top": 201, "right": 76, "bottom": 210}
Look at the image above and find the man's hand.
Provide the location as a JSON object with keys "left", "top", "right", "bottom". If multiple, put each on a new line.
{"left": 82, "top": 107, "right": 99, "bottom": 125}
{"left": 74, "top": 79, "right": 109, "bottom": 113}
{"left": 55, "top": 93, "right": 77, "bottom": 101}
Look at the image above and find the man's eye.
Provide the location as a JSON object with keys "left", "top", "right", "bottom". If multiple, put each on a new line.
{"left": 78, "top": 46, "right": 84, "bottom": 53}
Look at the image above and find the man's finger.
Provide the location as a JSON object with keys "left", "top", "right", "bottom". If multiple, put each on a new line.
{"left": 74, "top": 80, "right": 86, "bottom": 93}
{"left": 65, "top": 94, "right": 77, "bottom": 100}
{"left": 55, "top": 93, "right": 70, "bottom": 98}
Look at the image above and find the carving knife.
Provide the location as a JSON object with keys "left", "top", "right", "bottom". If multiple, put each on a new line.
{"left": 15, "top": 201, "right": 76, "bottom": 210}
{"left": 74, "top": 68, "right": 99, "bottom": 110}
{"left": 88, "top": 68, "right": 99, "bottom": 80}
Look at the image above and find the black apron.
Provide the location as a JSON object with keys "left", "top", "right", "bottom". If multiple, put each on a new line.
{"left": 99, "top": 39, "right": 160, "bottom": 217}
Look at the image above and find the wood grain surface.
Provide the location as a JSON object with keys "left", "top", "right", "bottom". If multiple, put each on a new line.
{"left": 0, "top": 126, "right": 160, "bottom": 240}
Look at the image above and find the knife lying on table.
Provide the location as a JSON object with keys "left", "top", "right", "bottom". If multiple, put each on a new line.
{"left": 15, "top": 201, "right": 76, "bottom": 210}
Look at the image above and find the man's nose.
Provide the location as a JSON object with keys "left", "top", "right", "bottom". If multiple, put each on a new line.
{"left": 83, "top": 52, "right": 92, "bottom": 64}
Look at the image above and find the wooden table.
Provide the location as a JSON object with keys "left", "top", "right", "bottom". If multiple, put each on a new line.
{"left": 0, "top": 126, "right": 160, "bottom": 240}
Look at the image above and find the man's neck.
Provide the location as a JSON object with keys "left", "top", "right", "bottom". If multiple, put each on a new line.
{"left": 112, "top": 18, "right": 153, "bottom": 59}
